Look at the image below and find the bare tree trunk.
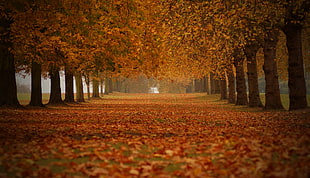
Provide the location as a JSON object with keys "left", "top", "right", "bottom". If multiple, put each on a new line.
{"left": 64, "top": 68, "right": 74, "bottom": 103}
{"left": 84, "top": 75, "right": 91, "bottom": 100}
{"left": 100, "top": 78, "right": 104, "bottom": 96}
{"left": 263, "top": 29, "right": 283, "bottom": 110}
{"left": 104, "top": 77, "right": 109, "bottom": 95}
{"left": 75, "top": 73, "right": 85, "bottom": 102}
{"left": 92, "top": 78, "right": 100, "bottom": 98}
{"left": 244, "top": 43, "right": 263, "bottom": 107}
{"left": 227, "top": 65, "right": 236, "bottom": 104}
{"left": 109, "top": 77, "right": 113, "bottom": 93}
{"left": 29, "top": 62, "right": 43, "bottom": 106}
{"left": 284, "top": 23, "right": 308, "bottom": 110}
{"left": 210, "top": 73, "right": 220, "bottom": 94}
{"left": 48, "top": 67, "right": 63, "bottom": 105}
{"left": 0, "top": 15, "right": 20, "bottom": 107}
{"left": 220, "top": 77, "right": 227, "bottom": 100}
{"left": 233, "top": 49, "right": 248, "bottom": 105}
{"left": 204, "top": 75, "right": 210, "bottom": 94}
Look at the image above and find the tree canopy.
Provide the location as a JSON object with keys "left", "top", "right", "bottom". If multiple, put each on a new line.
{"left": 0, "top": 0, "right": 309, "bottom": 109}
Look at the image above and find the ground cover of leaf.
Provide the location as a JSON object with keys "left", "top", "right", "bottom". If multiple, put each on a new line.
{"left": 0, "top": 93, "right": 309, "bottom": 177}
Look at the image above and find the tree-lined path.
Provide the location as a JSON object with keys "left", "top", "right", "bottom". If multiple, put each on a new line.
{"left": 0, "top": 93, "right": 309, "bottom": 177}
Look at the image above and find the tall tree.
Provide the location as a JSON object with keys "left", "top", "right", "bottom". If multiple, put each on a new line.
{"left": 244, "top": 43, "right": 263, "bottom": 107}
{"left": 220, "top": 77, "right": 227, "bottom": 100}
{"left": 48, "top": 67, "right": 63, "bottom": 105}
{"left": 64, "top": 67, "right": 74, "bottom": 103}
{"left": 233, "top": 49, "right": 248, "bottom": 105}
{"left": 104, "top": 77, "right": 110, "bottom": 95}
{"left": 75, "top": 73, "right": 85, "bottom": 102}
{"left": 263, "top": 29, "right": 284, "bottom": 110}
{"left": 29, "top": 62, "right": 43, "bottom": 106}
{"left": 282, "top": 0, "right": 309, "bottom": 110}
{"left": 0, "top": 7, "right": 20, "bottom": 107}
{"left": 92, "top": 78, "right": 100, "bottom": 98}
{"left": 227, "top": 65, "right": 236, "bottom": 104}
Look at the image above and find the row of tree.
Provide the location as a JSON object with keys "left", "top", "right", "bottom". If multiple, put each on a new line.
{"left": 0, "top": 0, "right": 309, "bottom": 110}
{"left": 156, "top": 0, "right": 310, "bottom": 110}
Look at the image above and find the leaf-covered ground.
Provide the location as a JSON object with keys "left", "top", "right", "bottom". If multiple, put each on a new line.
{"left": 0, "top": 93, "right": 309, "bottom": 177}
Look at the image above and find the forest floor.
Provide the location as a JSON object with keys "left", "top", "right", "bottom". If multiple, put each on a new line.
{"left": 0, "top": 93, "right": 309, "bottom": 177}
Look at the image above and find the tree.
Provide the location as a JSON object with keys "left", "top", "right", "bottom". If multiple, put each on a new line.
{"left": 84, "top": 74, "right": 91, "bottom": 100}
{"left": 233, "top": 49, "right": 248, "bottom": 105}
{"left": 92, "top": 78, "right": 100, "bottom": 98}
{"left": 220, "top": 78, "right": 227, "bottom": 100}
{"left": 29, "top": 62, "right": 43, "bottom": 106}
{"left": 263, "top": 29, "right": 284, "bottom": 110}
{"left": 75, "top": 73, "right": 85, "bottom": 102}
{"left": 64, "top": 67, "right": 74, "bottom": 103}
{"left": 282, "top": 0, "right": 309, "bottom": 110}
{"left": 0, "top": 6, "right": 20, "bottom": 107}
{"left": 227, "top": 66, "right": 236, "bottom": 104}
{"left": 48, "top": 67, "right": 63, "bottom": 105}
{"left": 244, "top": 43, "right": 263, "bottom": 107}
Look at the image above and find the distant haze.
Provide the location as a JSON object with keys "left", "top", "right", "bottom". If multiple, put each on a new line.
{"left": 15, "top": 71, "right": 89, "bottom": 94}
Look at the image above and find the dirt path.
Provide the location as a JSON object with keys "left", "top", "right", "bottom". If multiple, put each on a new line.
{"left": 0, "top": 93, "right": 309, "bottom": 177}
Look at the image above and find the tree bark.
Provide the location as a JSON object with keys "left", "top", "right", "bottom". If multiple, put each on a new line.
{"left": 210, "top": 73, "right": 220, "bottom": 94}
{"left": 75, "top": 73, "right": 85, "bottom": 102}
{"left": 244, "top": 43, "right": 263, "bottom": 107}
{"left": 104, "top": 77, "right": 109, "bottom": 95}
{"left": 0, "top": 14, "right": 20, "bottom": 107}
{"left": 100, "top": 78, "right": 104, "bottom": 97}
{"left": 29, "top": 62, "right": 43, "bottom": 106}
{"left": 204, "top": 75, "right": 210, "bottom": 94}
{"left": 210, "top": 73, "right": 215, "bottom": 94}
{"left": 92, "top": 78, "right": 100, "bottom": 98}
{"left": 84, "top": 75, "right": 91, "bottom": 100}
{"left": 227, "top": 65, "right": 236, "bottom": 104}
{"left": 109, "top": 77, "right": 113, "bottom": 93}
{"left": 283, "top": 23, "right": 308, "bottom": 110}
{"left": 64, "top": 68, "right": 74, "bottom": 103}
{"left": 233, "top": 50, "right": 248, "bottom": 105}
{"left": 263, "top": 29, "right": 284, "bottom": 110}
{"left": 48, "top": 68, "right": 63, "bottom": 105}
{"left": 48, "top": 69, "right": 62, "bottom": 104}
{"left": 220, "top": 77, "right": 227, "bottom": 100}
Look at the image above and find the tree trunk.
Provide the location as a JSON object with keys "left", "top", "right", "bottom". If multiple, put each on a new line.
{"left": 263, "top": 29, "right": 283, "bottom": 110}
{"left": 92, "top": 78, "right": 100, "bottom": 98}
{"left": 109, "top": 77, "right": 113, "bottom": 93}
{"left": 75, "top": 73, "right": 85, "bottom": 102}
{"left": 0, "top": 15, "right": 20, "bottom": 107}
{"left": 283, "top": 23, "right": 308, "bottom": 110}
{"left": 100, "top": 78, "right": 104, "bottom": 96}
{"left": 210, "top": 73, "right": 220, "bottom": 94}
{"left": 64, "top": 68, "right": 74, "bottom": 103}
{"left": 210, "top": 73, "right": 215, "bottom": 94}
{"left": 48, "top": 68, "right": 63, "bottom": 105}
{"left": 220, "top": 78, "right": 227, "bottom": 100}
{"left": 233, "top": 50, "right": 248, "bottom": 105}
{"left": 29, "top": 62, "right": 43, "bottom": 106}
{"left": 84, "top": 75, "right": 91, "bottom": 100}
{"left": 214, "top": 79, "right": 220, "bottom": 94}
{"left": 202, "top": 76, "right": 207, "bottom": 93}
{"left": 244, "top": 43, "right": 263, "bottom": 107}
{"left": 227, "top": 65, "right": 236, "bottom": 104}
{"left": 205, "top": 77, "right": 209, "bottom": 93}
{"left": 115, "top": 78, "right": 121, "bottom": 92}
{"left": 104, "top": 77, "right": 109, "bottom": 95}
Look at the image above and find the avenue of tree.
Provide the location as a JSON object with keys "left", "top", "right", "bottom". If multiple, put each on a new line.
{"left": 0, "top": 0, "right": 309, "bottom": 110}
